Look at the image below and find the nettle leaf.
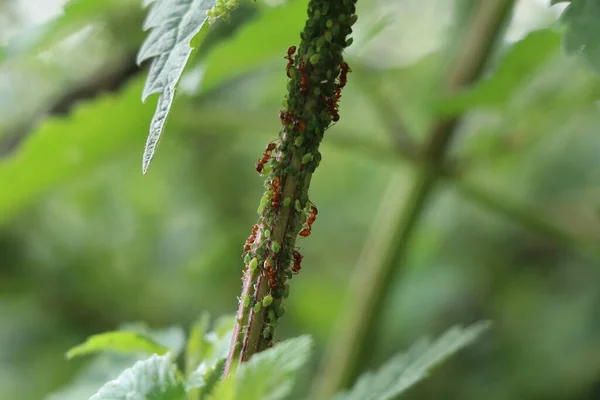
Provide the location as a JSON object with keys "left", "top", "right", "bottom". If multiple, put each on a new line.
{"left": 332, "top": 322, "right": 491, "bottom": 400}
{"left": 90, "top": 353, "right": 186, "bottom": 400}
{"left": 66, "top": 331, "right": 170, "bottom": 360}
{"left": 211, "top": 335, "right": 313, "bottom": 400}
{"left": 558, "top": 0, "right": 600, "bottom": 75}
{"left": 137, "top": 0, "right": 217, "bottom": 174}
{"left": 436, "top": 29, "right": 561, "bottom": 115}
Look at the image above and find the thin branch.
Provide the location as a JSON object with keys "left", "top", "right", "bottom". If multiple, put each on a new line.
{"left": 313, "top": 1, "right": 516, "bottom": 396}
{"left": 224, "top": 0, "right": 358, "bottom": 375}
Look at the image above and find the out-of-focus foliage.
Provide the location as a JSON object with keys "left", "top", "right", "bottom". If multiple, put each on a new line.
{"left": 556, "top": 0, "right": 600, "bottom": 75}
{"left": 1, "top": 0, "right": 600, "bottom": 399}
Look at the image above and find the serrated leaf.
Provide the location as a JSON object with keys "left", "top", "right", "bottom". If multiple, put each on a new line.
{"left": 138, "top": 0, "right": 217, "bottom": 174}
{"left": 332, "top": 322, "right": 491, "bottom": 400}
{"left": 436, "top": 29, "right": 561, "bottom": 115}
{"left": 66, "top": 331, "right": 170, "bottom": 360}
{"left": 558, "top": 0, "right": 600, "bottom": 75}
{"left": 90, "top": 353, "right": 186, "bottom": 400}
{"left": 211, "top": 335, "right": 313, "bottom": 400}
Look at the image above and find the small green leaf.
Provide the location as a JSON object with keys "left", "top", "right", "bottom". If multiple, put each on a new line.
{"left": 211, "top": 335, "right": 313, "bottom": 400}
{"left": 558, "top": 0, "right": 600, "bottom": 75}
{"left": 137, "top": 0, "right": 217, "bottom": 174}
{"left": 332, "top": 322, "right": 491, "bottom": 400}
{"left": 90, "top": 353, "right": 186, "bottom": 400}
{"left": 66, "top": 331, "right": 170, "bottom": 360}
{"left": 186, "top": 358, "right": 226, "bottom": 397}
{"left": 186, "top": 313, "right": 211, "bottom": 376}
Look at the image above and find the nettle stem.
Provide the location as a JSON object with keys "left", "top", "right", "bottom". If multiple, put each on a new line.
{"left": 224, "top": 0, "right": 357, "bottom": 374}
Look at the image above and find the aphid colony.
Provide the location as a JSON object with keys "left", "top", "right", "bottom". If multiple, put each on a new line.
{"left": 244, "top": 45, "right": 349, "bottom": 307}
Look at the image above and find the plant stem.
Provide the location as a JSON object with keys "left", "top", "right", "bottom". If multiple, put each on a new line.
{"left": 313, "top": 0, "right": 515, "bottom": 396}
{"left": 223, "top": 0, "right": 358, "bottom": 375}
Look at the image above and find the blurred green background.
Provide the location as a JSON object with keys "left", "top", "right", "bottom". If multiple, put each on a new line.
{"left": 2, "top": 0, "right": 600, "bottom": 399}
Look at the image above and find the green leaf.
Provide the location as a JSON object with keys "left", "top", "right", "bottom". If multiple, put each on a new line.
{"left": 558, "top": 0, "right": 600, "bottom": 75}
{"left": 332, "top": 322, "right": 491, "bottom": 400}
{"left": 90, "top": 353, "right": 186, "bottom": 400}
{"left": 0, "top": 76, "right": 153, "bottom": 224}
{"left": 47, "top": 354, "right": 144, "bottom": 400}
{"left": 186, "top": 313, "right": 211, "bottom": 376}
{"left": 185, "top": 314, "right": 234, "bottom": 399}
{"left": 211, "top": 335, "right": 313, "bottom": 400}
{"left": 186, "top": 358, "right": 226, "bottom": 398}
{"left": 66, "top": 331, "right": 170, "bottom": 360}
{"left": 120, "top": 323, "right": 188, "bottom": 358}
{"left": 137, "top": 0, "right": 217, "bottom": 174}
{"left": 436, "top": 29, "right": 561, "bottom": 115}
{"left": 187, "top": 314, "right": 235, "bottom": 369}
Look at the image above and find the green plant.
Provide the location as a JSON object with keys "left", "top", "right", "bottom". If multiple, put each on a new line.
{"left": 2, "top": 0, "right": 600, "bottom": 399}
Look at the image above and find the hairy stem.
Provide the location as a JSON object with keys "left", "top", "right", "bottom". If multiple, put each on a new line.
{"left": 224, "top": 0, "right": 358, "bottom": 375}
{"left": 313, "top": 0, "right": 515, "bottom": 395}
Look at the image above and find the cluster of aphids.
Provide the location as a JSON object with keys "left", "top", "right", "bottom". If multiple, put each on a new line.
{"left": 243, "top": 44, "right": 352, "bottom": 298}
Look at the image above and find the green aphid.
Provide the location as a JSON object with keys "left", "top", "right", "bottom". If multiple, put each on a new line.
{"left": 262, "top": 294, "right": 273, "bottom": 307}
{"left": 301, "top": 153, "right": 313, "bottom": 164}
{"left": 264, "top": 229, "right": 271, "bottom": 238}
{"left": 271, "top": 241, "right": 280, "bottom": 253}
{"left": 262, "top": 326, "right": 272, "bottom": 339}
{"left": 295, "top": 136, "right": 304, "bottom": 147}
{"left": 326, "top": 19, "right": 334, "bottom": 28}
{"left": 324, "top": 31, "right": 332, "bottom": 42}
{"left": 345, "top": 37, "right": 354, "bottom": 47}
{"left": 243, "top": 295, "right": 251, "bottom": 307}
{"left": 283, "top": 283, "right": 290, "bottom": 299}
{"left": 268, "top": 309, "right": 276, "bottom": 321}
{"left": 309, "top": 54, "right": 320, "bottom": 65}
{"left": 283, "top": 197, "right": 292, "bottom": 207}
{"left": 295, "top": 200, "right": 302, "bottom": 212}
{"left": 253, "top": 303, "right": 262, "bottom": 313}
{"left": 249, "top": 258, "right": 258, "bottom": 271}
{"left": 277, "top": 304, "right": 286, "bottom": 317}
{"left": 332, "top": 24, "right": 340, "bottom": 36}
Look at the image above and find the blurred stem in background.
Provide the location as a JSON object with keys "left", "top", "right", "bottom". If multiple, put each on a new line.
{"left": 314, "top": 0, "right": 516, "bottom": 396}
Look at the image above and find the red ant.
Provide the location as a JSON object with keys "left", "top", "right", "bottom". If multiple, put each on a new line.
{"left": 256, "top": 142, "right": 277, "bottom": 174}
{"left": 292, "top": 250, "right": 303, "bottom": 274}
{"left": 264, "top": 259, "right": 278, "bottom": 289}
{"left": 298, "top": 203, "right": 318, "bottom": 237}
{"left": 284, "top": 46, "right": 296, "bottom": 78}
{"left": 299, "top": 61, "right": 308, "bottom": 95}
{"left": 338, "top": 61, "right": 351, "bottom": 90}
{"left": 323, "top": 96, "right": 340, "bottom": 122}
{"left": 279, "top": 111, "right": 306, "bottom": 131}
{"left": 242, "top": 224, "right": 259, "bottom": 256}
{"left": 271, "top": 176, "right": 281, "bottom": 210}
